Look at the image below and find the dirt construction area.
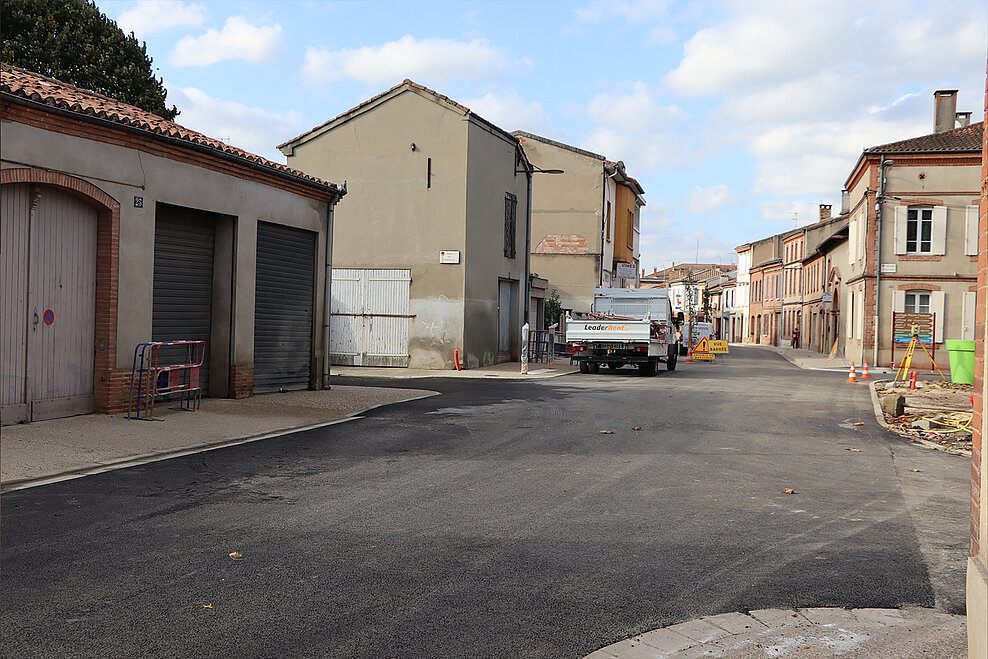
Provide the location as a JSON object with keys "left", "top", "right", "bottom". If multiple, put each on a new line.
{"left": 875, "top": 379, "right": 974, "bottom": 455}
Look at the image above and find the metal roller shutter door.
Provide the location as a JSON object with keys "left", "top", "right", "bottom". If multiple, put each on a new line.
{"left": 254, "top": 222, "right": 316, "bottom": 392}
{"left": 152, "top": 211, "right": 215, "bottom": 391}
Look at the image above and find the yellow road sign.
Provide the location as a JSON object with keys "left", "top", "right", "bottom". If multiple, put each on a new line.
{"left": 693, "top": 336, "right": 709, "bottom": 353}
{"left": 692, "top": 352, "right": 715, "bottom": 360}
{"left": 709, "top": 340, "right": 729, "bottom": 353}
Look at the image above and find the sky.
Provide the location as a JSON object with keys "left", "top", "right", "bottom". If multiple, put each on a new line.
{"left": 98, "top": 0, "right": 987, "bottom": 272}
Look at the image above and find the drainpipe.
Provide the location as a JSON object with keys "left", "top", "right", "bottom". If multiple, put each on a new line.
{"left": 322, "top": 198, "right": 337, "bottom": 389}
{"left": 874, "top": 155, "right": 887, "bottom": 367}
{"left": 524, "top": 162, "right": 533, "bottom": 325}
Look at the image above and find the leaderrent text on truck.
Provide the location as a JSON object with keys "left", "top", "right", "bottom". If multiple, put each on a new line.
{"left": 566, "top": 288, "right": 682, "bottom": 376}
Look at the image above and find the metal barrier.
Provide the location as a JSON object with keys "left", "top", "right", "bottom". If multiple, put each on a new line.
{"left": 128, "top": 340, "right": 205, "bottom": 420}
{"left": 528, "top": 329, "right": 555, "bottom": 364}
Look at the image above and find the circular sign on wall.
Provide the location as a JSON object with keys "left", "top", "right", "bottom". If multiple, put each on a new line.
{"left": 43, "top": 308, "right": 54, "bottom": 326}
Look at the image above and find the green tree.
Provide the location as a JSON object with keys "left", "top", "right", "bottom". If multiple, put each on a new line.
{"left": 544, "top": 290, "right": 563, "bottom": 329}
{"left": 1, "top": 0, "right": 178, "bottom": 120}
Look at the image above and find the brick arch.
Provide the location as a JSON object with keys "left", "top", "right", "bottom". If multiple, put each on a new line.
{"left": 1, "top": 168, "right": 119, "bottom": 213}
{"left": 2, "top": 168, "right": 121, "bottom": 413}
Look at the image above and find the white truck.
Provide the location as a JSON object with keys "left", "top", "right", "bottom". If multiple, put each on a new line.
{"left": 566, "top": 288, "right": 682, "bottom": 376}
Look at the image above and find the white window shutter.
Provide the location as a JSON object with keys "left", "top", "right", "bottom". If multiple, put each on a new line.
{"left": 962, "top": 291, "right": 976, "bottom": 340}
{"left": 856, "top": 290, "right": 864, "bottom": 340}
{"left": 966, "top": 205, "right": 980, "bottom": 256}
{"left": 848, "top": 218, "right": 857, "bottom": 264}
{"left": 931, "top": 206, "right": 947, "bottom": 255}
{"left": 858, "top": 216, "right": 866, "bottom": 261}
{"left": 846, "top": 291, "right": 854, "bottom": 338}
{"left": 892, "top": 290, "right": 905, "bottom": 313}
{"left": 894, "top": 206, "right": 907, "bottom": 254}
{"left": 931, "top": 291, "right": 945, "bottom": 342}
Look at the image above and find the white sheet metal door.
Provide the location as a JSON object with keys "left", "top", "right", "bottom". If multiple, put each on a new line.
{"left": 1, "top": 183, "right": 96, "bottom": 425}
{"left": 330, "top": 268, "right": 410, "bottom": 367}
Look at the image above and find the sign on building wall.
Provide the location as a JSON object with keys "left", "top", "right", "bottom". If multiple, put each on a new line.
{"left": 616, "top": 262, "right": 636, "bottom": 279}
{"left": 439, "top": 250, "right": 460, "bottom": 264}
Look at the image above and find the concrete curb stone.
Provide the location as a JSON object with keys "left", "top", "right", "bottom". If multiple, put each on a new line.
{"left": 583, "top": 607, "right": 966, "bottom": 658}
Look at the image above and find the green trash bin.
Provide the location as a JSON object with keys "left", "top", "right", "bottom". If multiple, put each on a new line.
{"left": 945, "top": 339, "right": 976, "bottom": 385}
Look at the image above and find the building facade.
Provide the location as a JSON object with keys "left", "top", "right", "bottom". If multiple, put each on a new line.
{"left": 279, "top": 81, "right": 531, "bottom": 369}
{"left": 515, "top": 132, "right": 644, "bottom": 314}
{"left": 842, "top": 91, "right": 981, "bottom": 369}
{"left": 1, "top": 65, "right": 344, "bottom": 425}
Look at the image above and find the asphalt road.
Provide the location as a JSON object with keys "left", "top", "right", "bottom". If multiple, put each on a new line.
{"left": 0, "top": 347, "right": 972, "bottom": 658}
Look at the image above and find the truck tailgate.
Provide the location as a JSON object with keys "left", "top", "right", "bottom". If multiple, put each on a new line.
{"left": 566, "top": 320, "right": 651, "bottom": 342}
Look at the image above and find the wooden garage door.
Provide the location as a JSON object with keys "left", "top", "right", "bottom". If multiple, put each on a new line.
{"left": 330, "top": 269, "right": 410, "bottom": 367}
{"left": 1, "top": 183, "right": 97, "bottom": 425}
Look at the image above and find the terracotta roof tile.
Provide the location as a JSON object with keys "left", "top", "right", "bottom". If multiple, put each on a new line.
{"left": 1, "top": 63, "right": 340, "bottom": 193}
{"left": 865, "top": 121, "right": 983, "bottom": 153}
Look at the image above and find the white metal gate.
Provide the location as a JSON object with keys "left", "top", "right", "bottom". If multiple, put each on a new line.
{"left": 330, "top": 269, "right": 411, "bottom": 367}
{"left": 1, "top": 183, "right": 97, "bottom": 425}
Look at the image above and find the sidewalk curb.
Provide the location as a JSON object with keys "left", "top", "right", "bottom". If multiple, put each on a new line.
{"left": 583, "top": 607, "right": 966, "bottom": 659}
{"left": 0, "top": 391, "right": 439, "bottom": 493}
{"left": 332, "top": 367, "right": 578, "bottom": 381}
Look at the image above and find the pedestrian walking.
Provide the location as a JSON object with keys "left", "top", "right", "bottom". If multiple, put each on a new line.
{"left": 791, "top": 326, "right": 800, "bottom": 349}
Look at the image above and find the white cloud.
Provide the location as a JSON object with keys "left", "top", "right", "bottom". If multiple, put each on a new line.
{"left": 165, "top": 86, "right": 307, "bottom": 161}
{"left": 171, "top": 16, "right": 284, "bottom": 67}
{"left": 300, "top": 36, "right": 531, "bottom": 86}
{"left": 656, "top": 0, "right": 986, "bottom": 240}
{"left": 580, "top": 82, "right": 691, "bottom": 173}
{"left": 685, "top": 184, "right": 740, "bottom": 215}
{"left": 587, "top": 82, "right": 682, "bottom": 133}
{"left": 115, "top": 1, "right": 206, "bottom": 36}
{"left": 460, "top": 89, "right": 551, "bottom": 134}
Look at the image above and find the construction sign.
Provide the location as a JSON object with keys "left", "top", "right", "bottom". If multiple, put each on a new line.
{"left": 708, "top": 340, "right": 728, "bottom": 353}
{"left": 692, "top": 352, "right": 715, "bottom": 360}
{"left": 692, "top": 336, "right": 709, "bottom": 354}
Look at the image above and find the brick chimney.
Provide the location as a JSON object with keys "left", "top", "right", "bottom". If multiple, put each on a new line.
{"left": 934, "top": 90, "right": 958, "bottom": 133}
{"left": 819, "top": 204, "right": 832, "bottom": 222}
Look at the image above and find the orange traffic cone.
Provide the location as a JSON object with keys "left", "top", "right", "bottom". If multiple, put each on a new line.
{"left": 846, "top": 362, "right": 858, "bottom": 383}
{"left": 860, "top": 360, "right": 871, "bottom": 380}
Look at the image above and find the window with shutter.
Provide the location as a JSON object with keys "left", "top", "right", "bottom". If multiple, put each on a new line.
{"left": 905, "top": 207, "right": 933, "bottom": 253}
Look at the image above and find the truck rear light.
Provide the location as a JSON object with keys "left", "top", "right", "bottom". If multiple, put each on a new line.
{"left": 635, "top": 346, "right": 648, "bottom": 353}
{"left": 569, "top": 344, "right": 585, "bottom": 352}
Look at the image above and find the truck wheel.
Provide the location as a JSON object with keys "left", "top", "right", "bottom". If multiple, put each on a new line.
{"left": 642, "top": 359, "right": 657, "bottom": 376}
{"left": 579, "top": 361, "right": 589, "bottom": 374}
{"left": 589, "top": 362, "right": 600, "bottom": 374}
{"left": 667, "top": 348, "right": 678, "bottom": 371}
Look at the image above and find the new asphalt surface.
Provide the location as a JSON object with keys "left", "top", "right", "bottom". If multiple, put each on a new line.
{"left": 0, "top": 347, "right": 971, "bottom": 658}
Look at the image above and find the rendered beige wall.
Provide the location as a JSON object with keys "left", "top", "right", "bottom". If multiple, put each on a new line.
{"left": 463, "top": 120, "right": 530, "bottom": 366}
{"left": 2, "top": 119, "right": 330, "bottom": 390}
{"left": 523, "top": 139, "right": 605, "bottom": 313}
{"left": 285, "top": 90, "right": 469, "bottom": 368}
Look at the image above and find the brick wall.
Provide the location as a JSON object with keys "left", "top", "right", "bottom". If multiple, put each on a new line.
{"left": 973, "top": 71, "right": 988, "bottom": 558}
{"left": 231, "top": 363, "right": 254, "bottom": 399}
{"left": 534, "top": 234, "right": 590, "bottom": 254}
